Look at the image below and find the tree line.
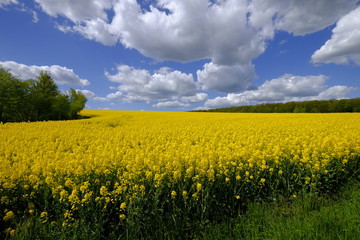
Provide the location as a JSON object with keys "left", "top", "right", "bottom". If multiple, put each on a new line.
{"left": 196, "top": 98, "right": 360, "bottom": 113}
{"left": 0, "top": 67, "right": 87, "bottom": 123}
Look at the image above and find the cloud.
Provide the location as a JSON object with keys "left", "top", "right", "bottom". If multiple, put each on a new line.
{"left": 259, "top": 74, "right": 328, "bottom": 97}
{"left": 106, "top": 91, "right": 123, "bottom": 101}
{"left": 34, "top": 0, "right": 112, "bottom": 23}
{"left": 204, "top": 74, "right": 355, "bottom": 108}
{"left": 0, "top": 61, "right": 90, "bottom": 86}
{"left": 109, "top": 0, "right": 265, "bottom": 65}
{"left": 311, "top": 6, "right": 360, "bottom": 65}
{"left": 77, "top": 89, "right": 96, "bottom": 98}
{"left": 19, "top": 5, "right": 39, "bottom": 23}
{"left": 35, "top": 0, "right": 357, "bottom": 65}
{"left": 0, "top": 0, "right": 38, "bottom": 22}
{"left": 152, "top": 100, "right": 190, "bottom": 109}
{"left": 76, "top": 89, "right": 108, "bottom": 101}
{"left": 181, "top": 93, "right": 208, "bottom": 103}
{"left": 248, "top": 0, "right": 357, "bottom": 36}
{"left": 105, "top": 65, "right": 197, "bottom": 102}
{"left": 36, "top": 0, "right": 266, "bottom": 65}
{"left": 94, "top": 96, "right": 109, "bottom": 101}
{"left": 56, "top": 18, "right": 117, "bottom": 46}
{"left": 197, "top": 62, "right": 256, "bottom": 93}
{"left": 287, "top": 86, "right": 357, "bottom": 102}
{"left": 72, "top": 18, "right": 118, "bottom": 46}
{"left": 204, "top": 97, "right": 233, "bottom": 109}
{"left": 36, "top": 0, "right": 118, "bottom": 45}
{"left": 0, "top": 0, "right": 18, "bottom": 8}
{"left": 317, "top": 86, "right": 356, "bottom": 99}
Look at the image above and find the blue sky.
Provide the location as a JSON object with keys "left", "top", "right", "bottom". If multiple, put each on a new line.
{"left": 1, "top": 0, "right": 360, "bottom": 111}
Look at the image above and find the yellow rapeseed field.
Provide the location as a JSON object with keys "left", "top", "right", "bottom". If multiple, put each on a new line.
{"left": 1, "top": 111, "right": 360, "bottom": 236}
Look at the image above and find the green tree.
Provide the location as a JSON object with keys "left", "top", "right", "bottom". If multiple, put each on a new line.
{"left": 0, "top": 68, "right": 33, "bottom": 122}
{"left": 350, "top": 98, "right": 360, "bottom": 112}
{"left": 0, "top": 67, "right": 14, "bottom": 122}
{"left": 0, "top": 68, "right": 87, "bottom": 122}
{"left": 293, "top": 106, "right": 305, "bottom": 113}
{"left": 30, "top": 71, "right": 60, "bottom": 120}
{"left": 68, "top": 88, "right": 87, "bottom": 119}
{"left": 338, "top": 99, "right": 352, "bottom": 112}
{"left": 52, "top": 94, "right": 71, "bottom": 120}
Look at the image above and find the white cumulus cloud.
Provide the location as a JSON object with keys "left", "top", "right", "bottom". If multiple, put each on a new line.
{"left": 76, "top": 89, "right": 96, "bottom": 98}
{"left": 34, "top": 0, "right": 358, "bottom": 66}
{"left": 317, "top": 86, "right": 356, "bottom": 99}
{"left": 0, "top": 61, "right": 90, "bottom": 86}
{"left": 0, "top": 0, "right": 18, "bottom": 7}
{"left": 35, "top": 0, "right": 118, "bottom": 45}
{"left": 197, "top": 62, "right": 256, "bottom": 93}
{"left": 181, "top": 93, "right": 208, "bottom": 103}
{"left": 108, "top": 0, "right": 265, "bottom": 65}
{"left": 76, "top": 89, "right": 108, "bottom": 101}
{"left": 249, "top": 0, "right": 357, "bottom": 36}
{"left": 311, "top": 6, "right": 360, "bottom": 66}
{"left": 204, "top": 74, "right": 355, "bottom": 109}
{"left": 152, "top": 101, "right": 190, "bottom": 109}
{"left": 34, "top": 0, "right": 112, "bottom": 23}
{"left": 287, "top": 86, "right": 357, "bottom": 102}
{"left": 105, "top": 65, "right": 197, "bottom": 102}
{"left": 34, "top": 0, "right": 266, "bottom": 65}
{"left": 106, "top": 91, "right": 123, "bottom": 101}
{"left": 72, "top": 18, "right": 118, "bottom": 46}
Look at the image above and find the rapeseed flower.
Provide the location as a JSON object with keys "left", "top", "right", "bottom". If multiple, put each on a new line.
{"left": 0, "top": 111, "right": 359, "bottom": 230}
{"left": 3, "top": 211, "right": 14, "bottom": 221}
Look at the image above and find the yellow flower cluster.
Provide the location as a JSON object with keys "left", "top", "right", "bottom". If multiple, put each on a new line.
{"left": 1, "top": 111, "right": 359, "bottom": 230}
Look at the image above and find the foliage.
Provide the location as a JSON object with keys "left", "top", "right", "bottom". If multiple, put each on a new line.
{"left": 0, "top": 67, "right": 87, "bottom": 122}
{"left": 0, "top": 68, "right": 32, "bottom": 122}
{"left": 68, "top": 89, "right": 87, "bottom": 119}
{"left": 196, "top": 98, "right": 360, "bottom": 113}
{"left": 196, "top": 180, "right": 360, "bottom": 240}
{"left": 0, "top": 111, "right": 359, "bottom": 239}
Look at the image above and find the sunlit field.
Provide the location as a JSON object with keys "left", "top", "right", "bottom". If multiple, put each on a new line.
{"left": 1, "top": 111, "right": 360, "bottom": 239}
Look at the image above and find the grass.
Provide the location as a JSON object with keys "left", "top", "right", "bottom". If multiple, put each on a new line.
{"left": 195, "top": 180, "right": 360, "bottom": 240}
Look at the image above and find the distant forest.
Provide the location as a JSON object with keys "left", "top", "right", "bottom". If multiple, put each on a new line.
{"left": 195, "top": 98, "right": 360, "bottom": 113}
{"left": 0, "top": 67, "right": 87, "bottom": 123}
